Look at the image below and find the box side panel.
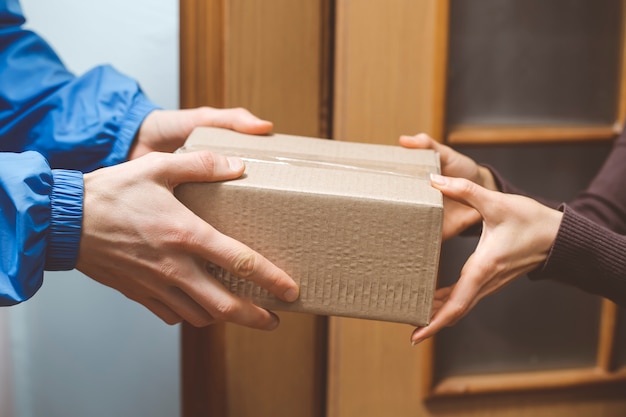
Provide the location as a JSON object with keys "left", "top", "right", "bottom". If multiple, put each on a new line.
{"left": 176, "top": 183, "right": 441, "bottom": 325}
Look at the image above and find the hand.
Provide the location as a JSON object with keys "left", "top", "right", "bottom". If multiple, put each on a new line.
{"left": 128, "top": 107, "right": 273, "bottom": 160}
{"left": 76, "top": 150, "right": 299, "bottom": 330}
{"left": 410, "top": 174, "right": 563, "bottom": 345}
{"left": 399, "top": 133, "right": 497, "bottom": 239}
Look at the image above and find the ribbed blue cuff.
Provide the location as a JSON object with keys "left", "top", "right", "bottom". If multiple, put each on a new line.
{"left": 109, "top": 93, "right": 161, "bottom": 165}
{"left": 45, "top": 170, "right": 83, "bottom": 271}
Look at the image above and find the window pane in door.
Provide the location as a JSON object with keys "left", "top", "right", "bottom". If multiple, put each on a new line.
{"left": 447, "top": 0, "right": 622, "bottom": 127}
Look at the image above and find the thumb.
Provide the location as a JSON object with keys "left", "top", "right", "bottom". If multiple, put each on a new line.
{"left": 198, "top": 107, "right": 274, "bottom": 135}
{"left": 430, "top": 174, "right": 495, "bottom": 216}
{"left": 154, "top": 151, "right": 245, "bottom": 186}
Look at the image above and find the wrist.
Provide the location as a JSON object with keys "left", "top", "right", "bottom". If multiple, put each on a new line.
{"left": 541, "top": 207, "right": 563, "bottom": 255}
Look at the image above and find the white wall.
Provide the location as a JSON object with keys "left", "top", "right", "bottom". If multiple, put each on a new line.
{"left": 3, "top": 1, "right": 180, "bottom": 416}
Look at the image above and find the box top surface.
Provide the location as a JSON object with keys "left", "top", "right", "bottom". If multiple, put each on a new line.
{"left": 180, "top": 127, "right": 442, "bottom": 206}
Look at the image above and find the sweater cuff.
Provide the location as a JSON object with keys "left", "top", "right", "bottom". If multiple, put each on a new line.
{"left": 45, "top": 170, "right": 83, "bottom": 271}
{"left": 528, "top": 204, "right": 626, "bottom": 291}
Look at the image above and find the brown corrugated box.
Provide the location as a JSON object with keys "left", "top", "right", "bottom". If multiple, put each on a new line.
{"left": 175, "top": 127, "right": 442, "bottom": 326}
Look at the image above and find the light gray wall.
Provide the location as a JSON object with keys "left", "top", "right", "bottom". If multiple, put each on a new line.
{"left": 3, "top": 1, "right": 180, "bottom": 416}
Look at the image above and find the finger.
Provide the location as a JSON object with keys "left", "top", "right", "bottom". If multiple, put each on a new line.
{"left": 399, "top": 133, "right": 454, "bottom": 162}
{"left": 441, "top": 198, "right": 482, "bottom": 240}
{"left": 199, "top": 107, "right": 273, "bottom": 135}
{"left": 182, "top": 271, "right": 281, "bottom": 330}
{"left": 409, "top": 285, "right": 458, "bottom": 345}
{"left": 159, "top": 286, "right": 217, "bottom": 327}
{"left": 188, "top": 224, "right": 299, "bottom": 303}
{"left": 130, "top": 285, "right": 216, "bottom": 327}
{"left": 411, "top": 263, "right": 483, "bottom": 345}
{"left": 433, "top": 285, "right": 454, "bottom": 305}
{"left": 151, "top": 151, "right": 245, "bottom": 186}
{"left": 426, "top": 286, "right": 453, "bottom": 317}
{"left": 410, "top": 296, "right": 467, "bottom": 345}
{"left": 430, "top": 174, "right": 496, "bottom": 217}
{"left": 410, "top": 286, "right": 451, "bottom": 336}
{"left": 400, "top": 133, "right": 440, "bottom": 151}
{"left": 141, "top": 298, "right": 185, "bottom": 325}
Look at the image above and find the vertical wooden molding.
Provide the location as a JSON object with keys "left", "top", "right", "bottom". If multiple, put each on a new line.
{"left": 180, "top": 2, "right": 229, "bottom": 416}
{"left": 431, "top": 0, "right": 450, "bottom": 143}
{"left": 616, "top": 0, "right": 626, "bottom": 130}
{"left": 325, "top": 317, "right": 341, "bottom": 417}
{"left": 181, "top": 322, "right": 228, "bottom": 417}
{"left": 597, "top": 299, "right": 619, "bottom": 372}
{"left": 333, "top": 0, "right": 449, "bottom": 145}
{"left": 419, "top": 337, "right": 436, "bottom": 400}
{"left": 332, "top": 0, "right": 349, "bottom": 142}
{"left": 179, "top": 0, "right": 225, "bottom": 109}
{"left": 319, "top": 0, "right": 336, "bottom": 139}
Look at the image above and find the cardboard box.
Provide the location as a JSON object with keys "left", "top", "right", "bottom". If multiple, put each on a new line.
{"left": 175, "top": 127, "right": 442, "bottom": 326}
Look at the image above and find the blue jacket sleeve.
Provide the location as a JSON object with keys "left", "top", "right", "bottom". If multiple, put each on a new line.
{"left": 0, "top": 152, "right": 82, "bottom": 305}
{"left": 0, "top": 0, "right": 160, "bottom": 304}
{"left": 0, "top": 0, "right": 160, "bottom": 172}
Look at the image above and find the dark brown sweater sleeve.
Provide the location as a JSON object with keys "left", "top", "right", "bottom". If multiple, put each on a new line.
{"left": 490, "top": 129, "right": 626, "bottom": 305}
{"left": 530, "top": 204, "right": 626, "bottom": 305}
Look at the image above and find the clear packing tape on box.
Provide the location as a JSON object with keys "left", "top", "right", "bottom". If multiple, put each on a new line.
{"left": 175, "top": 127, "right": 443, "bottom": 326}
{"left": 178, "top": 144, "right": 434, "bottom": 180}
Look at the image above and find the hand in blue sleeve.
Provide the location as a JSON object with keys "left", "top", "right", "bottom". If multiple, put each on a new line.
{"left": 0, "top": 0, "right": 300, "bottom": 330}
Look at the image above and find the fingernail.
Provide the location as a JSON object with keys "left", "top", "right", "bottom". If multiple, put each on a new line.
{"left": 430, "top": 173, "right": 447, "bottom": 186}
{"left": 284, "top": 288, "right": 299, "bottom": 302}
{"left": 227, "top": 156, "right": 244, "bottom": 171}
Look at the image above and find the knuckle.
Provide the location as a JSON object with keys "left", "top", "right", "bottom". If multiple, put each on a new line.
{"left": 457, "top": 178, "right": 477, "bottom": 195}
{"left": 211, "top": 299, "right": 238, "bottom": 321}
{"left": 417, "top": 133, "right": 431, "bottom": 142}
{"left": 196, "top": 151, "right": 217, "bottom": 174}
{"left": 164, "top": 225, "right": 196, "bottom": 247}
{"left": 448, "top": 301, "right": 469, "bottom": 322}
{"left": 157, "top": 259, "right": 183, "bottom": 283}
{"left": 232, "top": 251, "right": 257, "bottom": 278}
